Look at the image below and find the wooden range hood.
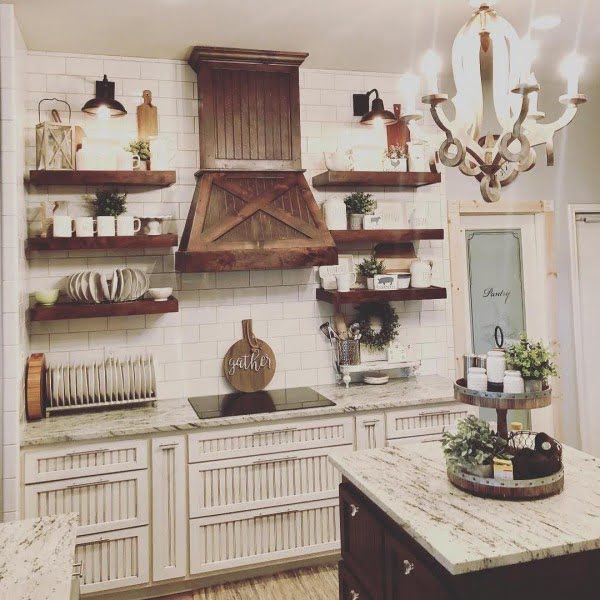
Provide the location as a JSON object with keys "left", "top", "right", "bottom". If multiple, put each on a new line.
{"left": 176, "top": 46, "right": 337, "bottom": 272}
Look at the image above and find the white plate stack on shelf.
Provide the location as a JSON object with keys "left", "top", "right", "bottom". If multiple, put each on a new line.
{"left": 66, "top": 268, "right": 150, "bottom": 303}
{"left": 45, "top": 355, "right": 157, "bottom": 412}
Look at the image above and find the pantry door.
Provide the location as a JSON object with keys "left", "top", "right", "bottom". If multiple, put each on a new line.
{"left": 453, "top": 214, "right": 552, "bottom": 434}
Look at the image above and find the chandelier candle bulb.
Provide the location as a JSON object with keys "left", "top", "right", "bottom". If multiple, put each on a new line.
{"left": 561, "top": 53, "right": 585, "bottom": 97}
{"left": 398, "top": 74, "right": 419, "bottom": 118}
{"left": 422, "top": 50, "right": 442, "bottom": 95}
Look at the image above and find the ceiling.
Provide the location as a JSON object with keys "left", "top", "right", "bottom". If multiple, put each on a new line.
{"left": 4, "top": 0, "right": 598, "bottom": 82}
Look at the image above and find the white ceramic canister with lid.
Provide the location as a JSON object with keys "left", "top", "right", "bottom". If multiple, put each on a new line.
{"left": 467, "top": 367, "right": 488, "bottom": 392}
{"left": 503, "top": 370, "right": 525, "bottom": 393}
{"left": 486, "top": 350, "right": 506, "bottom": 384}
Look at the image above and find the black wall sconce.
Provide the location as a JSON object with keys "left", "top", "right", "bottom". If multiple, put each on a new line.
{"left": 353, "top": 89, "right": 397, "bottom": 125}
{"left": 82, "top": 75, "right": 127, "bottom": 118}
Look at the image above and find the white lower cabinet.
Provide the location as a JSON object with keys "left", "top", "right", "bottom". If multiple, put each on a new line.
{"left": 355, "top": 413, "right": 386, "bottom": 450}
{"left": 189, "top": 498, "right": 340, "bottom": 574}
{"left": 151, "top": 436, "right": 188, "bottom": 582}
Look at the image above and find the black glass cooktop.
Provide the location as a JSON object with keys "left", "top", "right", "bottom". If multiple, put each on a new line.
{"left": 188, "top": 387, "right": 335, "bottom": 419}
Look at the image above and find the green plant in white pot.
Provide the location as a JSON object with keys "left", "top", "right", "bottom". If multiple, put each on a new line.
{"left": 442, "top": 415, "right": 506, "bottom": 478}
{"left": 505, "top": 334, "right": 557, "bottom": 392}
{"left": 357, "top": 256, "right": 385, "bottom": 289}
{"left": 344, "top": 192, "right": 376, "bottom": 230}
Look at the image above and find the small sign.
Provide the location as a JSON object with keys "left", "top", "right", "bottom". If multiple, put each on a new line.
{"left": 363, "top": 214, "right": 385, "bottom": 230}
{"left": 374, "top": 274, "right": 398, "bottom": 290}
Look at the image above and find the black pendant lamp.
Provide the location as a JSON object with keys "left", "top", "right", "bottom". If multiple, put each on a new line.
{"left": 82, "top": 75, "right": 127, "bottom": 117}
{"left": 353, "top": 88, "right": 397, "bottom": 125}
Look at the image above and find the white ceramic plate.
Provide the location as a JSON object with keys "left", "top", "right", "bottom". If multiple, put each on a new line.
{"left": 110, "top": 270, "right": 119, "bottom": 302}
{"left": 88, "top": 272, "right": 100, "bottom": 304}
{"left": 117, "top": 361, "right": 125, "bottom": 401}
{"left": 100, "top": 274, "right": 110, "bottom": 302}
{"left": 150, "top": 356, "right": 157, "bottom": 397}
{"left": 75, "top": 364, "right": 84, "bottom": 402}
{"left": 106, "top": 358, "right": 114, "bottom": 401}
{"left": 75, "top": 272, "right": 87, "bottom": 303}
{"left": 135, "top": 356, "right": 143, "bottom": 398}
{"left": 130, "top": 358, "right": 137, "bottom": 399}
{"left": 98, "top": 361, "right": 106, "bottom": 400}
{"left": 79, "top": 272, "right": 90, "bottom": 303}
{"left": 122, "top": 359, "right": 131, "bottom": 400}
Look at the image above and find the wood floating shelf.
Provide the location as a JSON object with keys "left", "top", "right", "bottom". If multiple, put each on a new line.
{"left": 316, "top": 286, "right": 447, "bottom": 306}
{"left": 311, "top": 171, "right": 441, "bottom": 188}
{"left": 330, "top": 229, "right": 444, "bottom": 243}
{"left": 26, "top": 234, "right": 178, "bottom": 254}
{"left": 29, "top": 297, "right": 179, "bottom": 322}
{"left": 28, "top": 170, "right": 177, "bottom": 187}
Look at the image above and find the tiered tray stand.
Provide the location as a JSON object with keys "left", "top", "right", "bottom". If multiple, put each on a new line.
{"left": 449, "top": 379, "right": 563, "bottom": 500}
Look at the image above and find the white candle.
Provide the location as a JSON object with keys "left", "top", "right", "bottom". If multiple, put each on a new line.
{"left": 519, "top": 36, "right": 538, "bottom": 85}
{"left": 421, "top": 50, "right": 442, "bottom": 95}
{"left": 560, "top": 52, "right": 585, "bottom": 96}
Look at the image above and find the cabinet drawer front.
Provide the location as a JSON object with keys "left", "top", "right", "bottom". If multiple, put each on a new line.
{"left": 339, "top": 561, "right": 373, "bottom": 600}
{"left": 355, "top": 414, "right": 386, "bottom": 450}
{"left": 189, "top": 446, "right": 348, "bottom": 518}
{"left": 188, "top": 416, "right": 353, "bottom": 463}
{"left": 75, "top": 527, "right": 149, "bottom": 594}
{"left": 24, "top": 439, "right": 148, "bottom": 484}
{"left": 190, "top": 499, "right": 340, "bottom": 574}
{"left": 386, "top": 404, "right": 476, "bottom": 440}
{"left": 24, "top": 471, "right": 149, "bottom": 536}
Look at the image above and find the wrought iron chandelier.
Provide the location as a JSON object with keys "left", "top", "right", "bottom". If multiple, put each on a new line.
{"left": 411, "top": 1, "right": 587, "bottom": 202}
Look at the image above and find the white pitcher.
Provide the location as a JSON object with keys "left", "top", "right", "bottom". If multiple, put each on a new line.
{"left": 410, "top": 259, "right": 433, "bottom": 288}
{"left": 323, "top": 196, "right": 347, "bottom": 230}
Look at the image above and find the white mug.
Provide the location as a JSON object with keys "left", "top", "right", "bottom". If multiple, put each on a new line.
{"left": 53, "top": 216, "right": 74, "bottom": 238}
{"left": 117, "top": 150, "right": 140, "bottom": 171}
{"left": 145, "top": 219, "right": 162, "bottom": 235}
{"left": 97, "top": 216, "right": 116, "bottom": 237}
{"left": 116, "top": 215, "right": 142, "bottom": 236}
{"left": 75, "top": 217, "right": 96, "bottom": 238}
{"left": 335, "top": 272, "right": 356, "bottom": 293}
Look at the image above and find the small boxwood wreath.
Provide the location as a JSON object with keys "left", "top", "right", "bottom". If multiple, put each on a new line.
{"left": 356, "top": 302, "right": 400, "bottom": 350}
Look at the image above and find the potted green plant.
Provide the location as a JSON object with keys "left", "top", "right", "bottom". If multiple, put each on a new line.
{"left": 442, "top": 415, "right": 506, "bottom": 478}
{"left": 127, "top": 138, "right": 151, "bottom": 170}
{"left": 383, "top": 144, "right": 408, "bottom": 172}
{"left": 505, "top": 334, "right": 557, "bottom": 392}
{"left": 357, "top": 256, "right": 385, "bottom": 290}
{"left": 344, "top": 192, "right": 376, "bottom": 230}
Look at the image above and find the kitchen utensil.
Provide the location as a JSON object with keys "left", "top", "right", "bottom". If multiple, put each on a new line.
{"left": 337, "top": 339, "right": 361, "bottom": 366}
{"left": 109, "top": 270, "right": 118, "bottom": 301}
{"left": 320, "top": 322, "right": 333, "bottom": 340}
{"left": 335, "top": 272, "right": 356, "bottom": 293}
{"left": 25, "top": 353, "right": 45, "bottom": 421}
{"left": 334, "top": 313, "right": 348, "bottom": 340}
{"left": 348, "top": 323, "right": 361, "bottom": 340}
{"left": 147, "top": 287, "right": 172, "bottom": 301}
{"left": 138, "top": 90, "right": 159, "bottom": 139}
{"left": 34, "top": 289, "right": 59, "bottom": 306}
{"left": 364, "top": 373, "right": 390, "bottom": 385}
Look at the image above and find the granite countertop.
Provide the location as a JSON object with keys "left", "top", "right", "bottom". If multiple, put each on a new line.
{"left": 0, "top": 514, "right": 79, "bottom": 600}
{"left": 330, "top": 442, "right": 600, "bottom": 575}
{"left": 21, "top": 375, "right": 454, "bottom": 447}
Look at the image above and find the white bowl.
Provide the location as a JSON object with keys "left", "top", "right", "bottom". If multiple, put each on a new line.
{"left": 324, "top": 152, "right": 352, "bottom": 171}
{"left": 34, "top": 289, "right": 60, "bottom": 306}
{"left": 147, "top": 287, "right": 172, "bottom": 302}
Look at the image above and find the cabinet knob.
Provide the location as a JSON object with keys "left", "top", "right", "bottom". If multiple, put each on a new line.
{"left": 350, "top": 503, "right": 360, "bottom": 517}
{"left": 350, "top": 591, "right": 360, "bottom": 600}
{"left": 403, "top": 559, "right": 415, "bottom": 575}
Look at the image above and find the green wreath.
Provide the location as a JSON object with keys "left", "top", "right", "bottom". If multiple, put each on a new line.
{"left": 356, "top": 302, "right": 400, "bottom": 350}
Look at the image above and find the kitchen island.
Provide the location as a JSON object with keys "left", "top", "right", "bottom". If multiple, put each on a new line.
{"left": 330, "top": 442, "right": 600, "bottom": 600}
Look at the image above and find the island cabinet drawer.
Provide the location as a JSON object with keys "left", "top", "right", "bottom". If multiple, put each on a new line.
{"left": 355, "top": 413, "right": 386, "bottom": 450}
{"left": 386, "top": 404, "right": 476, "bottom": 441}
{"left": 188, "top": 416, "right": 353, "bottom": 463}
{"left": 23, "top": 439, "right": 148, "bottom": 484}
{"left": 340, "top": 484, "right": 385, "bottom": 600}
{"left": 74, "top": 526, "right": 149, "bottom": 594}
{"left": 189, "top": 498, "right": 340, "bottom": 574}
{"left": 339, "top": 560, "right": 373, "bottom": 600}
{"left": 189, "top": 446, "right": 348, "bottom": 518}
{"left": 24, "top": 470, "right": 149, "bottom": 536}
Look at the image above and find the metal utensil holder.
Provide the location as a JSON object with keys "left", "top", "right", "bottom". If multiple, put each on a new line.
{"left": 337, "top": 340, "right": 361, "bottom": 366}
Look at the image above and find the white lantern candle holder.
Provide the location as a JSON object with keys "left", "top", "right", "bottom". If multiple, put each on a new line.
{"left": 35, "top": 98, "right": 76, "bottom": 171}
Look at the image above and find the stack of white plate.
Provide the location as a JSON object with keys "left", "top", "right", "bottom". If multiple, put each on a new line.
{"left": 46, "top": 355, "right": 156, "bottom": 411}
{"left": 363, "top": 372, "right": 390, "bottom": 385}
{"left": 66, "top": 269, "right": 150, "bottom": 304}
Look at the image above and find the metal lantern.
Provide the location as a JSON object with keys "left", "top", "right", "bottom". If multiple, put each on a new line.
{"left": 35, "top": 98, "right": 75, "bottom": 170}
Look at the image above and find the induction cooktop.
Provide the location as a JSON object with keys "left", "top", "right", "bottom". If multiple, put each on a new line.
{"left": 188, "top": 387, "right": 335, "bottom": 419}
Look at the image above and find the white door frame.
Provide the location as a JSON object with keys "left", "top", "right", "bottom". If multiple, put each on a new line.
{"left": 567, "top": 204, "right": 600, "bottom": 453}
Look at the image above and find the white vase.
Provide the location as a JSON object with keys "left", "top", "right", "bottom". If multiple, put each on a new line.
{"left": 366, "top": 278, "right": 374, "bottom": 290}
{"left": 467, "top": 367, "right": 488, "bottom": 391}
{"left": 323, "top": 196, "right": 347, "bottom": 230}
{"left": 349, "top": 214, "right": 363, "bottom": 230}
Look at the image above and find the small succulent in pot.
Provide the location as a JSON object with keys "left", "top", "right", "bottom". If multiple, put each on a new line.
{"left": 442, "top": 415, "right": 507, "bottom": 478}
{"left": 344, "top": 192, "right": 376, "bottom": 230}
{"left": 127, "top": 138, "right": 151, "bottom": 166}
{"left": 505, "top": 334, "right": 557, "bottom": 391}
{"left": 357, "top": 256, "right": 385, "bottom": 289}
{"left": 91, "top": 190, "right": 127, "bottom": 218}
{"left": 383, "top": 144, "right": 408, "bottom": 172}
{"left": 383, "top": 144, "right": 407, "bottom": 160}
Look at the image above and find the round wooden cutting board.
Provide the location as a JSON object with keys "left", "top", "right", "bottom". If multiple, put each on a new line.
{"left": 223, "top": 320, "right": 276, "bottom": 392}
{"left": 26, "top": 353, "right": 46, "bottom": 421}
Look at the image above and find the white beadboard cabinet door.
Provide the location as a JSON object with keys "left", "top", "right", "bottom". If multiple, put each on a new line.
{"left": 385, "top": 403, "right": 477, "bottom": 442}
{"left": 152, "top": 436, "right": 187, "bottom": 582}
{"left": 74, "top": 526, "right": 149, "bottom": 594}
{"left": 189, "top": 498, "right": 340, "bottom": 574}
{"left": 24, "top": 470, "right": 149, "bottom": 536}
{"left": 355, "top": 413, "right": 386, "bottom": 450}
{"left": 24, "top": 439, "right": 148, "bottom": 484}
{"left": 189, "top": 445, "right": 349, "bottom": 518}
{"left": 188, "top": 416, "right": 354, "bottom": 463}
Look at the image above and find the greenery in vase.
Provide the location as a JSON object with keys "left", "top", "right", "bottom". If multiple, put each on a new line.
{"left": 384, "top": 144, "right": 407, "bottom": 160}
{"left": 91, "top": 190, "right": 127, "bottom": 217}
{"left": 505, "top": 334, "right": 557, "bottom": 381}
{"left": 344, "top": 192, "right": 376, "bottom": 215}
{"left": 442, "top": 415, "right": 507, "bottom": 470}
{"left": 126, "top": 138, "right": 151, "bottom": 161}
{"left": 356, "top": 256, "right": 385, "bottom": 278}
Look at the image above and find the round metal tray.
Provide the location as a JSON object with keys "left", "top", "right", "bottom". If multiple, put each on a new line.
{"left": 454, "top": 379, "right": 552, "bottom": 410}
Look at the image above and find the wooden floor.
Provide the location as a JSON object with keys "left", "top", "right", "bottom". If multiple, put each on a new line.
{"left": 160, "top": 566, "right": 338, "bottom": 600}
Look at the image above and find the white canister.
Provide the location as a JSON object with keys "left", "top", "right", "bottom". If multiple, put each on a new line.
{"left": 487, "top": 350, "right": 506, "bottom": 384}
{"left": 53, "top": 216, "right": 74, "bottom": 238}
{"left": 467, "top": 367, "right": 488, "bottom": 392}
{"left": 97, "top": 216, "right": 116, "bottom": 237}
{"left": 323, "top": 196, "right": 347, "bottom": 230}
{"left": 116, "top": 148, "right": 140, "bottom": 171}
{"left": 116, "top": 216, "right": 142, "bottom": 236}
{"left": 145, "top": 218, "right": 162, "bottom": 236}
{"left": 74, "top": 217, "right": 95, "bottom": 238}
{"left": 407, "top": 141, "right": 428, "bottom": 172}
{"left": 409, "top": 259, "right": 433, "bottom": 288}
{"left": 409, "top": 204, "right": 429, "bottom": 229}
{"left": 76, "top": 147, "right": 95, "bottom": 171}
{"left": 503, "top": 370, "right": 525, "bottom": 393}
{"left": 335, "top": 272, "right": 356, "bottom": 293}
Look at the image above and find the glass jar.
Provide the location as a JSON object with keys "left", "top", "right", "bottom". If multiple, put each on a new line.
{"left": 467, "top": 367, "right": 488, "bottom": 392}
{"left": 503, "top": 370, "right": 525, "bottom": 393}
{"left": 487, "top": 350, "right": 506, "bottom": 384}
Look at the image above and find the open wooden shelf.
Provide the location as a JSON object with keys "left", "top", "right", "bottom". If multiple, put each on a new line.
{"left": 330, "top": 229, "right": 444, "bottom": 243}
{"left": 29, "top": 296, "right": 179, "bottom": 321}
{"left": 28, "top": 170, "right": 177, "bottom": 187}
{"left": 26, "top": 234, "right": 178, "bottom": 254}
{"left": 312, "top": 171, "right": 441, "bottom": 188}
{"left": 316, "top": 286, "right": 447, "bottom": 307}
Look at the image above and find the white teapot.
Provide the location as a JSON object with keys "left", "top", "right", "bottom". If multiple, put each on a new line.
{"left": 410, "top": 259, "right": 433, "bottom": 288}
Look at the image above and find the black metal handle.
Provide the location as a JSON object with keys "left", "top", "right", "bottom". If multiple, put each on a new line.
{"left": 494, "top": 326, "right": 504, "bottom": 349}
